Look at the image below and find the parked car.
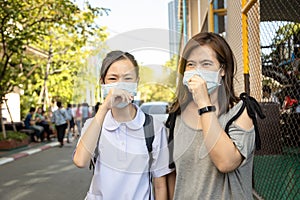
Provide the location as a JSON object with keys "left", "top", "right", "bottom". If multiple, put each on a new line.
{"left": 140, "top": 101, "right": 169, "bottom": 123}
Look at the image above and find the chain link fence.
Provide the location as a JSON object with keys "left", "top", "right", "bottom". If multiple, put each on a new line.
{"left": 253, "top": 1, "right": 300, "bottom": 199}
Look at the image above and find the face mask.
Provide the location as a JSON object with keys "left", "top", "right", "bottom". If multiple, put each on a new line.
{"left": 101, "top": 82, "right": 138, "bottom": 108}
{"left": 183, "top": 69, "right": 221, "bottom": 94}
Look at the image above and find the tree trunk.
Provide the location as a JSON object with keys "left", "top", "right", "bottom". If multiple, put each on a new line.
{"left": 0, "top": 103, "right": 7, "bottom": 139}
{"left": 4, "top": 98, "right": 17, "bottom": 132}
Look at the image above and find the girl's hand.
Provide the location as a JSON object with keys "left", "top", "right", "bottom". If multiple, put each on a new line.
{"left": 187, "top": 75, "right": 212, "bottom": 108}
{"left": 102, "top": 88, "right": 133, "bottom": 110}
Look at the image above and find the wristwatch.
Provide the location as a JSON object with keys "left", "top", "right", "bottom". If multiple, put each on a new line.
{"left": 198, "top": 106, "right": 216, "bottom": 115}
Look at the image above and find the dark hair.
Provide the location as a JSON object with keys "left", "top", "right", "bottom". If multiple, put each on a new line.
{"left": 170, "top": 32, "right": 239, "bottom": 114}
{"left": 29, "top": 107, "right": 35, "bottom": 112}
{"left": 100, "top": 50, "right": 139, "bottom": 83}
{"left": 56, "top": 101, "right": 62, "bottom": 108}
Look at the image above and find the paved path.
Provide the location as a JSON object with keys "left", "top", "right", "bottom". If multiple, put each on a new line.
{"left": 0, "top": 138, "right": 92, "bottom": 200}
{"left": 0, "top": 140, "right": 61, "bottom": 166}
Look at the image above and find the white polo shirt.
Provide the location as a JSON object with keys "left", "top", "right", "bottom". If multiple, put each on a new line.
{"left": 80, "top": 105, "right": 172, "bottom": 200}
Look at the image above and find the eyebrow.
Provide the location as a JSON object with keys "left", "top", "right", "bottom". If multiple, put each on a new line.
{"left": 186, "top": 59, "right": 214, "bottom": 64}
{"left": 106, "top": 72, "right": 135, "bottom": 77}
{"left": 186, "top": 60, "right": 196, "bottom": 63}
{"left": 199, "top": 59, "right": 214, "bottom": 64}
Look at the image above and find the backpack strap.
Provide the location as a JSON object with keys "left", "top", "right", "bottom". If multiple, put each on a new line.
{"left": 89, "top": 128, "right": 101, "bottom": 173}
{"left": 225, "top": 92, "right": 266, "bottom": 150}
{"left": 143, "top": 113, "right": 154, "bottom": 200}
{"left": 143, "top": 113, "right": 154, "bottom": 153}
{"left": 166, "top": 110, "right": 178, "bottom": 169}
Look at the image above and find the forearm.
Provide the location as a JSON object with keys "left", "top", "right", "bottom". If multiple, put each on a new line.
{"left": 73, "top": 105, "right": 108, "bottom": 168}
{"left": 166, "top": 171, "right": 176, "bottom": 200}
{"left": 153, "top": 176, "right": 168, "bottom": 200}
{"left": 200, "top": 112, "right": 242, "bottom": 172}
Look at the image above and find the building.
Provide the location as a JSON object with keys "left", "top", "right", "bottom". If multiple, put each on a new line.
{"left": 168, "top": 0, "right": 182, "bottom": 59}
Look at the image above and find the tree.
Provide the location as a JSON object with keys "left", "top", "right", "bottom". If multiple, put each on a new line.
{"left": 0, "top": 0, "right": 108, "bottom": 138}
{"left": 138, "top": 55, "right": 178, "bottom": 103}
{"left": 262, "top": 22, "right": 300, "bottom": 85}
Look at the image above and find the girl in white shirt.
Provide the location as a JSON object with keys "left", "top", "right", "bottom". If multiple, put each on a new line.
{"left": 73, "top": 51, "right": 172, "bottom": 200}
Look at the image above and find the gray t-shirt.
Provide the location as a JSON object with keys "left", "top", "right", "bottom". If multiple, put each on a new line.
{"left": 173, "top": 101, "right": 255, "bottom": 200}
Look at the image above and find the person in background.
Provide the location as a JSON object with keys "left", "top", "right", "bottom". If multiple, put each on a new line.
{"left": 35, "top": 107, "right": 52, "bottom": 142}
{"left": 66, "top": 103, "right": 75, "bottom": 143}
{"left": 73, "top": 50, "right": 172, "bottom": 200}
{"left": 75, "top": 103, "right": 82, "bottom": 137}
{"left": 51, "top": 101, "right": 71, "bottom": 147}
{"left": 166, "top": 32, "right": 265, "bottom": 199}
{"left": 24, "top": 107, "right": 44, "bottom": 142}
{"left": 81, "top": 102, "right": 90, "bottom": 127}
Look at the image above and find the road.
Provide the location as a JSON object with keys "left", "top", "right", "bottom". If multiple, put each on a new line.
{"left": 0, "top": 141, "right": 92, "bottom": 200}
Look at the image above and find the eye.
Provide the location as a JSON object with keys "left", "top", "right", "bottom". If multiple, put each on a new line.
{"left": 123, "top": 75, "right": 134, "bottom": 81}
{"left": 106, "top": 77, "right": 118, "bottom": 83}
{"left": 186, "top": 62, "right": 196, "bottom": 68}
{"left": 203, "top": 62, "right": 213, "bottom": 66}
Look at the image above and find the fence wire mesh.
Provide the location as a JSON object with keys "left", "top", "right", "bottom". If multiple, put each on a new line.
{"left": 252, "top": 1, "right": 300, "bottom": 199}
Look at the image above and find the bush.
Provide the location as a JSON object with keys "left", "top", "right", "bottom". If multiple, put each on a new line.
{"left": 0, "top": 131, "right": 29, "bottom": 141}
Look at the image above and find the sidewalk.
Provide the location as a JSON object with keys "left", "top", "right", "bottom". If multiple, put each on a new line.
{"left": 0, "top": 140, "right": 61, "bottom": 166}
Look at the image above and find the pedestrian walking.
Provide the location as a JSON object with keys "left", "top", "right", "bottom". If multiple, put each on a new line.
{"left": 75, "top": 103, "right": 82, "bottom": 137}
{"left": 66, "top": 103, "right": 75, "bottom": 143}
{"left": 51, "top": 101, "right": 71, "bottom": 147}
{"left": 81, "top": 102, "right": 90, "bottom": 127}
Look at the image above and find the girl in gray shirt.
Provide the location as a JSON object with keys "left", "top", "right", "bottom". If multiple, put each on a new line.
{"left": 167, "top": 32, "right": 265, "bottom": 200}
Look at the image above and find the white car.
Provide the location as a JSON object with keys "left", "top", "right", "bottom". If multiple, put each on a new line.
{"left": 140, "top": 101, "right": 169, "bottom": 123}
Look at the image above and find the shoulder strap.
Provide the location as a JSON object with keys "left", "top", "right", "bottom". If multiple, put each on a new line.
{"left": 143, "top": 113, "right": 155, "bottom": 200}
{"left": 89, "top": 128, "right": 101, "bottom": 173}
{"left": 143, "top": 113, "right": 154, "bottom": 153}
{"left": 166, "top": 110, "right": 178, "bottom": 169}
{"left": 225, "top": 92, "right": 266, "bottom": 150}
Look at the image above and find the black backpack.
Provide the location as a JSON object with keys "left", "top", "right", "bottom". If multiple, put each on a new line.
{"left": 89, "top": 113, "right": 155, "bottom": 172}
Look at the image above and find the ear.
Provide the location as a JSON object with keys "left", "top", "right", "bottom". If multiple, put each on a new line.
{"left": 136, "top": 77, "right": 140, "bottom": 83}
{"left": 220, "top": 68, "right": 225, "bottom": 77}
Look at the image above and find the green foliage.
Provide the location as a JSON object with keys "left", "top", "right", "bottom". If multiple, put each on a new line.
{"left": 0, "top": 131, "right": 28, "bottom": 141}
{"left": 0, "top": 0, "right": 109, "bottom": 124}
{"left": 263, "top": 22, "right": 300, "bottom": 84}
{"left": 137, "top": 55, "right": 178, "bottom": 103}
{"left": 138, "top": 83, "right": 176, "bottom": 103}
{"left": 275, "top": 23, "right": 300, "bottom": 44}
{"left": 163, "top": 55, "right": 178, "bottom": 88}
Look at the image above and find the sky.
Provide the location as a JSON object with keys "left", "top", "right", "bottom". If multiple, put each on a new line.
{"left": 75, "top": 0, "right": 172, "bottom": 66}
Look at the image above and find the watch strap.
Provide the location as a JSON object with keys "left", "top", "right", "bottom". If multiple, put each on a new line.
{"left": 198, "top": 106, "right": 216, "bottom": 115}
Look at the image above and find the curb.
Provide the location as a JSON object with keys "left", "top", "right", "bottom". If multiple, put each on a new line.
{"left": 0, "top": 141, "right": 60, "bottom": 166}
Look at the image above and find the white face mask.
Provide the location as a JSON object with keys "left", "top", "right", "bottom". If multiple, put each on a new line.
{"left": 183, "top": 69, "right": 221, "bottom": 94}
{"left": 101, "top": 82, "right": 138, "bottom": 108}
